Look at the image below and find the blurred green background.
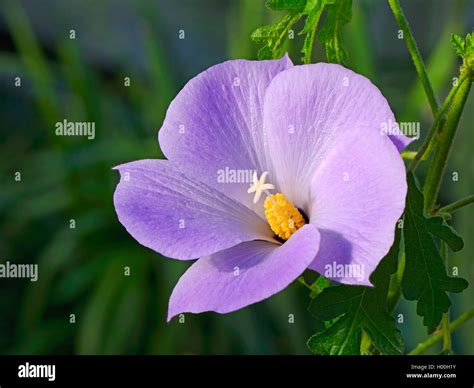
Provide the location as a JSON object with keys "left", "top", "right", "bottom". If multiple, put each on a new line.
{"left": 0, "top": 0, "right": 472, "bottom": 355}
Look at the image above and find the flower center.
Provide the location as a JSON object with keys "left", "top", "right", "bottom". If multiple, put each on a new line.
{"left": 264, "top": 193, "right": 305, "bottom": 241}
{"left": 248, "top": 171, "right": 306, "bottom": 241}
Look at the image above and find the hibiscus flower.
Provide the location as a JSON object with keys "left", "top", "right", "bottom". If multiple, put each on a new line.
{"left": 113, "top": 55, "right": 411, "bottom": 321}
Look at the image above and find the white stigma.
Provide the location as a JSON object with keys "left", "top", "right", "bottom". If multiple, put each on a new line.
{"left": 247, "top": 171, "right": 275, "bottom": 204}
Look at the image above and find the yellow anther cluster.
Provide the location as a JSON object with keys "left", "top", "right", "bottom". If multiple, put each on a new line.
{"left": 264, "top": 193, "right": 305, "bottom": 240}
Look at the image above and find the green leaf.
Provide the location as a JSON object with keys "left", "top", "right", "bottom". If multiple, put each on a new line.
{"left": 251, "top": 0, "right": 340, "bottom": 63}
{"left": 426, "top": 216, "right": 464, "bottom": 252}
{"left": 300, "top": 0, "right": 326, "bottom": 63}
{"left": 451, "top": 34, "right": 466, "bottom": 57}
{"left": 257, "top": 45, "right": 274, "bottom": 60}
{"left": 451, "top": 32, "right": 473, "bottom": 58}
{"left": 451, "top": 32, "right": 474, "bottom": 72}
{"left": 251, "top": 19, "right": 289, "bottom": 44}
{"left": 402, "top": 173, "right": 468, "bottom": 333}
{"left": 252, "top": 0, "right": 351, "bottom": 63}
{"left": 251, "top": 13, "right": 302, "bottom": 60}
{"left": 317, "top": 0, "right": 352, "bottom": 65}
{"left": 307, "top": 229, "right": 403, "bottom": 355}
{"left": 308, "top": 313, "right": 361, "bottom": 355}
{"left": 266, "top": 0, "right": 308, "bottom": 12}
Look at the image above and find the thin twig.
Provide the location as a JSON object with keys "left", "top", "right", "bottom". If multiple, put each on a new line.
{"left": 438, "top": 195, "right": 474, "bottom": 214}
{"left": 408, "top": 308, "right": 474, "bottom": 355}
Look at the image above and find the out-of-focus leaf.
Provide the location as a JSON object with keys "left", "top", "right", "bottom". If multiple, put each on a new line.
{"left": 2, "top": 0, "right": 61, "bottom": 130}
{"left": 77, "top": 259, "right": 126, "bottom": 354}
{"left": 52, "top": 256, "right": 110, "bottom": 305}
{"left": 227, "top": 0, "right": 266, "bottom": 58}
{"left": 345, "top": 2, "right": 375, "bottom": 78}
{"left": 401, "top": 17, "right": 459, "bottom": 121}
{"left": 102, "top": 258, "right": 148, "bottom": 354}
{"left": 57, "top": 39, "right": 103, "bottom": 129}
{"left": 19, "top": 212, "right": 104, "bottom": 330}
{"left": 77, "top": 252, "right": 149, "bottom": 354}
{"left": 8, "top": 320, "right": 73, "bottom": 355}
{"left": 134, "top": 0, "right": 175, "bottom": 129}
{"left": 266, "top": 0, "right": 308, "bottom": 12}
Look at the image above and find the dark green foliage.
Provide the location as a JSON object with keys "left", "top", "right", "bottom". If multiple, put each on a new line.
{"left": 307, "top": 230, "right": 403, "bottom": 355}
{"left": 402, "top": 173, "right": 468, "bottom": 333}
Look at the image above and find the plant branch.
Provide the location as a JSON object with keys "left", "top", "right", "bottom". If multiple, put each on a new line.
{"left": 440, "top": 242, "right": 451, "bottom": 353}
{"left": 423, "top": 74, "right": 472, "bottom": 213}
{"left": 408, "top": 72, "right": 469, "bottom": 172}
{"left": 408, "top": 307, "right": 474, "bottom": 355}
{"left": 387, "top": 251, "right": 405, "bottom": 314}
{"left": 438, "top": 194, "right": 474, "bottom": 214}
{"left": 388, "top": 0, "right": 439, "bottom": 115}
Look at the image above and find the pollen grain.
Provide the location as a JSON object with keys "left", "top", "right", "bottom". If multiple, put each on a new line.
{"left": 264, "top": 193, "right": 305, "bottom": 240}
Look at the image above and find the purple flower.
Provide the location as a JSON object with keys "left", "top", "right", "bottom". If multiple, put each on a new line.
{"left": 113, "top": 56, "right": 411, "bottom": 321}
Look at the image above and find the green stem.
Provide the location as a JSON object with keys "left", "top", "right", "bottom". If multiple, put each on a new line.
{"left": 441, "top": 314, "right": 451, "bottom": 353}
{"left": 401, "top": 151, "right": 417, "bottom": 160}
{"left": 298, "top": 276, "right": 312, "bottom": 290}
{"left": 388, "top": 0, "right": 439, "bottom": 115}
{"left": 408, "top": 307, "right": 474, "bottom": 355}
{"left": 408, "top": 72, "right": 469, "bottom": 172}
{"left": 440, "top": 242, "right": 451, "bottom": 353}
{"left": 438, "top": 194, "right": 474, "bottom": 214}
{"left": 387, "top": 251, "right": 405, "bottom": 314}
{"left": 423, "top": 74, "right": 472, "bottom": 213}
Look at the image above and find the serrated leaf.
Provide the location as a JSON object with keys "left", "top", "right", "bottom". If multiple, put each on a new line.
{"left": 426, "top": 217, "right": 464, "bottom": 252}
{"left": 251, "top": 13, "right": 301, "bottom": 59}
{"left": 451, "top": 32, "right": 474, "bottom": 61}
{"left": 307, "top": 229, "right": 403, "bottom": 355}
{"left": 451, "top": 34, "right": 465, "bottom": 57}
{"left": 251, "top": 19, "right": 288, "bottom": 44}
{"left": 300, "top": 0, "right": 326, "bottom": 63}
{"left": 465, "top": 32, "right": 472, "bottom": 51}
{"left": 317, "top": 0, "right": 352, "bottom": 65}
{"left": 252, "top": 0, "right": 338, "bottom": 62}
{"left": 308, "top": 313, "right": 361, "bottom": 355}
{"left": 402, "top": 173, "right": 468, "bottom": 333}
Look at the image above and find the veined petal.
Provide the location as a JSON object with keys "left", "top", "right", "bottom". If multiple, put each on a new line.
{"left": 263, "top": 63, "right": 413, "bottom": 210}
{"left": 158, "top": 56, "right": 293, "bottom": 213}
{"left": 168, "top": 224, "right": 320, "bottom": 320}
{"left": 307, "top": 125, "right": 407, "bottom": 285}
{"left": 113, "top": 159, "right": 273, "bottom": 260}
